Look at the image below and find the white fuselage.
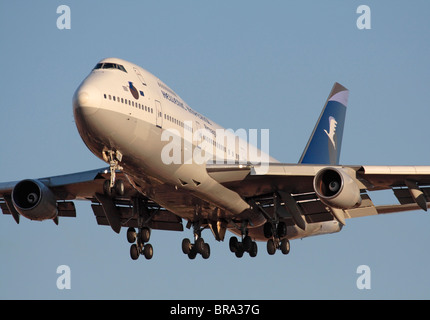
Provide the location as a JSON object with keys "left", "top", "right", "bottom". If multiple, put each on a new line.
{"left": 72, "top": 57, "right": 341, "bottom": 241}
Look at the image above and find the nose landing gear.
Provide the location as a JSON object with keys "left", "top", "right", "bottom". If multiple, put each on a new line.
{"left": 102, "top": 150, "right": 124, "bottom": 196}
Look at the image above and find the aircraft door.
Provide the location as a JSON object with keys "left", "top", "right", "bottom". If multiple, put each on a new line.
{"left": 155, "top": 100, "right": 163, "bottom": 128}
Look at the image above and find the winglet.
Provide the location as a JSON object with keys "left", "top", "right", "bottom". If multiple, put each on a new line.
{"left": 298, "top": 82, "right": 349, "bottom": 165}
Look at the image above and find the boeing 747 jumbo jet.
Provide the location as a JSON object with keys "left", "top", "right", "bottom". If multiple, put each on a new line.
{"left": 1, "top": 57, "right": 430, "bottom": 260}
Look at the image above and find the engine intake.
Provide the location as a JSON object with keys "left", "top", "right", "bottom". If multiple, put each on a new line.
{"left": 12, "top": 179, "right": 57, "bottom": 221}
{"left": 313, "top": 167, "right": 361, "bottom": 209}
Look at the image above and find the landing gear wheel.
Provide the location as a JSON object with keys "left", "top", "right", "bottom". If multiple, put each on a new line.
{"left": 115, "top": 179, "right": 125, "bottom": 196}
{"left": 128, "top": 225, "right": 153, "bottom": 261}
{"left": 143, "top": 244, "right": 153, "bottom": 260}
{"left": 201, "top": 243, "right": 211, "bottom": 259}
{"left": 140, "top": 227, "right": 151, "bottom": 243}
{"left": 103, "top": 179, "right": 125, "bottom": 197}
{"left": 280, "top": 239, "right": 290, "bottom": 255}
{"left": 127, "top": 227, "right": 136, "bottom": 243}
{"left": 243, "top": 235, "right": 253, "bottom": 252}
{"left": 188, "top": 246, "right": 197, "bottom": 259}
{"left": 235, "top": 243, "right": 244, "bottom": 258}
{"left": 229, "top": 236, "right": 238, "bottom": 253}
{"left": 229, "top": 236, "right": 258, "bottom": 258}
{"left": 182, "top": 237, "right": 209, "bottom": 259}
{"left": 277, "top": 222, "right": 287, "bottom": 238}
{"left": 249, "top": 241, "right": 258, "bottom": 258}
{"left": 195, "top": 237, "right": 205, "bottom": 254}
{"left": 103, "top": 180, "right": 114, "bottom": 197}
{"left": 267, "top": 239, "right": 276, "bottom": 255}
{"left": 130, "top": 244, "right": 139, "bottom": 260}
{"left": 182, "top": 238, "right": 192, "bottom": 255}
{"left": 263, "top": 222, "right": 273, "bottom": 238}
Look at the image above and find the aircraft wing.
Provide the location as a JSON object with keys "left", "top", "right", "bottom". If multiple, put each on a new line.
{"left": 207, "top": 163, "right": 430, "bottom": 227}
{"left": 0, "top": 168, "right": 183, "bottom": 233}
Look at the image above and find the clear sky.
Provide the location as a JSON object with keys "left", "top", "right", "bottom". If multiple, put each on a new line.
{"left": 1, "top": 1, "right": 430, "bottom": 299}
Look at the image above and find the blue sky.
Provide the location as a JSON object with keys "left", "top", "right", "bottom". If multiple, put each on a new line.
{"left": 1, "top": 1, "right": 430, "bottom": 299}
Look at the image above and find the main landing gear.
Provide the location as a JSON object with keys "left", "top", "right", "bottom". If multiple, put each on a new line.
{"left": 228, "top": 222, "right": 258, "bottom": 258}
{"left": 181, "top": 222, "right": 211, "bottom": 259}
{"left": 263, "top": 221, "right": 290, "bottom": 256}
{"left": 128, "top": 227, "right": 153, "bottom": 260}
{"left": 229, "top": 235, "right": 258, "bottom": 258}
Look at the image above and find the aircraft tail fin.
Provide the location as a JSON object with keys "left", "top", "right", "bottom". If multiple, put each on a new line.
{"left": 298, "top": 82, "right": 349, "bottom": 165}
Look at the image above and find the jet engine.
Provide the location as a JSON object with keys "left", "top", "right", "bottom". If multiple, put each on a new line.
{"left": 313, "top": 167, "right": 361, "bottom": 209}
{"left": 12, "top": 179, "right": 57, "bottom": 221}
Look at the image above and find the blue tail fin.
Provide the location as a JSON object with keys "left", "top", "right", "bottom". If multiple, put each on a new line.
{"left": 298, "top": 82, "right": 348, "bottom": 165}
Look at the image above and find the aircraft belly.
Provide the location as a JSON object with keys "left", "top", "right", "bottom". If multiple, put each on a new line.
{"left": 78, "top": 108, "right": 259, "bottom": 226}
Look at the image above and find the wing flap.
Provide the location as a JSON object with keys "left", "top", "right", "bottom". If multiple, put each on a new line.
{"left": 57, "top": 201, "right": 76, "bottom": 217}
{"left": 91, "top": 204, "right": 183, "bottom": 231}
{"left": 376, "top": 203, "right": 430, "bottom": 214}
{"left": 0, "top": 199, "right": 11, "bottom": 215}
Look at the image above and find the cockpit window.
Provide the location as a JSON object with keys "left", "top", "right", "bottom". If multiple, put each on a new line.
{"left": 93, "top": 62, "right": 127, "bottom": 73}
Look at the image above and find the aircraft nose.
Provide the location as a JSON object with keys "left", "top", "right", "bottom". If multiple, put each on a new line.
{"left": 73, "top": 84, "right": 102, "bottom": 116}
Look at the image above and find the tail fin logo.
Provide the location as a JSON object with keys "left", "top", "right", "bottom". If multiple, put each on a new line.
{"left": 298, "top": 82, "right": 348, "bottom": 165}
{"left": 324, "top": 116, "right": 338, "bottom": 164}
{"left": 324, "top": 116, "right": 338, "bottom": 150}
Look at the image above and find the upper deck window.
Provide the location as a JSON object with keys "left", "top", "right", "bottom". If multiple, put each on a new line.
{"left": 93, "top": 62, "right": 127, "bottom": 73}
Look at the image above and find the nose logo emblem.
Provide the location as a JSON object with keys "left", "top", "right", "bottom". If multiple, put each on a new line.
{"left": 129, "top": 81, "right": 139, "bottom": 99}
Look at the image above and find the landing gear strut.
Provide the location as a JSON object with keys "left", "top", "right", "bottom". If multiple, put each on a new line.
{"left": 103, "top": 150, "right": 124, "bottom": 196}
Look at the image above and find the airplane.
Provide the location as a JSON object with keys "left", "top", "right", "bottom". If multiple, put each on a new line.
{"left": 1, "top": 57, "right": 430, "bottom": 261}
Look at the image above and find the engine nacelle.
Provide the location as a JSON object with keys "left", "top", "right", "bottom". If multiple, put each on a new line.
{"left": 313, "top": 167, "right": 361, "bottom": 209}
{"left": 12, "top": 179, "right": 57, "bottom": 221}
